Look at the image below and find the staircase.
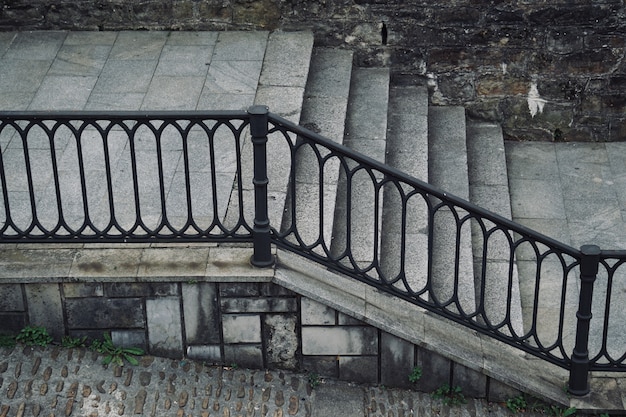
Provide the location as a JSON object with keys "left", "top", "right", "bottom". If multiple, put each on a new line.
{"left": 241, "top": 35, "right": 560, "bottom": 403}
{"left": 2, "top": 30, "right": 623, "bottom": 412}
{"left": 273, "top": 44, "right": 527, "bottom": 333}
{"left": 237, "top": 33, "right": 601, "bottom": 408}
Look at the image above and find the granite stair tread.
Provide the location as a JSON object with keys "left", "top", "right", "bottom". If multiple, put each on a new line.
{"left": 380, "top": 85, "right": 429, "bottom": 293}
{"left": 280, "top": 47, "right": 354, "bottom": 250}
{"left": 466, "top": 121, "right": 524, "bottom": 336}
{"left": 427, "top": 106, "right": 476, "bottom": 314}
{"left": 330, "top": 67, "right": 390, "bottom": 268}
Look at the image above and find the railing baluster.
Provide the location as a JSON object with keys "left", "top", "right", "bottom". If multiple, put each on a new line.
{"left": 248, "top": 105, "right": 275, "bottom": 267}
{"left": 568, "top": 244, "right": 601, "bottom": 396}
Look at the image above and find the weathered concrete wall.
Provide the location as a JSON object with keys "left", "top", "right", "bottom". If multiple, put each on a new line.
{"left": 0, "top": 281, "right": 519, "bottom": 401}
{"left": 2, "top": 1, "right": 625, "bottom": 141}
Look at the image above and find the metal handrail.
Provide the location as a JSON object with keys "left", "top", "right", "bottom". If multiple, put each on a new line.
{"left": 2, "top": 107, "right": 625, "bottom": 396}
{"left": 268, "top": 113, "right": 580, "bottom": 256}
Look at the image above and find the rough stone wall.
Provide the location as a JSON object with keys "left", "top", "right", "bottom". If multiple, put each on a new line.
{"left": 2, "top": 1, "right": 625, "bottom": 141}
{"left": 0, "top": 281, "right": 519, "bottom": 401}
{"left": 282, "top": 0, "right": 626, "bottom": 142}
{"left": 0, "top": 0, "right": 281, "bottom": 31}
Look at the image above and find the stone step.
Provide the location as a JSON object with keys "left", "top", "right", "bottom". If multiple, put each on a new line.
{"left": 379, "top": 86, "right": 429, "bottom": 292}
{"left": 330, "top": 67, "right": 390, "bottom": 268}
{"left": 280, "top": 47, "right": 354, "bottom": 249}
{"left": 224, "top": 30, "right": 314, "bottom": 231}
{"left": 427, "top": 106, "right": 476, "bottom": 314}
{"left": 466, "top": 121, "right": 524, "bottom": 336}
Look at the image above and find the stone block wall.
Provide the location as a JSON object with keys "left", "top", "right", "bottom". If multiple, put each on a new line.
{"left": 1, "top": 1, "right": 626, "bottom": 141}
{"left": 0, "top": 281, "right": 519, "bottom": 401}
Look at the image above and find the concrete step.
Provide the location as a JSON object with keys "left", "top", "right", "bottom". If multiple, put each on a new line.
{"left": 466, "top": 122, "right": 524, "bottom": 336}
{"left": 280, "top": 47, "right": 354, "bottom": 250}
{"left": 427, "top": 106, "right": 476, "bottom": 314}
{"left": 224, "top": 30, "right": 314, "bottom": 231}
{"left": 380, "top": 86, "right": 429, "bottom": 293}
{"left": 330, "top": 67, "right": 390, "bottom": 269}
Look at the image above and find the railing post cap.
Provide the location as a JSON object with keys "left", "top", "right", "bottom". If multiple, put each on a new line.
{"left": 247, "top": 105, "right": 269, "bottom": 115}
{"left": 580, "top": 244, "right": 601, "bottom": 256}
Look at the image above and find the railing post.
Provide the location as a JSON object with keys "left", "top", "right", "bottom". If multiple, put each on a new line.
{"left": 568, "top": 244, "right": 601, "bottom": 396}
{"left": 248, "top": 105, "right": 275, "bottom": 268}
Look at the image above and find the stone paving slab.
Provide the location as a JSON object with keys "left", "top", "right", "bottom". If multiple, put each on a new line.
{"left": 48, "top": 44, "right": 112, "bottom": 76}
{"left": 506, "top": 141, "right": 626, "bottom": 410}
{"left": 505, "top": 141, "right": 626, "bottom": 250}
{"left": 0, "top": 30, "right": 273, "bottom": 240}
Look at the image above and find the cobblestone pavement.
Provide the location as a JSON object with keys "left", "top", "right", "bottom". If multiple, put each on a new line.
{"left": 0, "top": 346, "right": 552, "bottom": 417}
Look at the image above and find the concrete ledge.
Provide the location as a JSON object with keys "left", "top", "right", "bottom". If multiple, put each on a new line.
{"left": 0, "top": 243, "right": 275, "bottom": 283}
{"left": 274, "top": 248, "right": 626, "bottom": 412}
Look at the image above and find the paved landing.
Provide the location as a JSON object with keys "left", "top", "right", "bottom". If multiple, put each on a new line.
{"left": 506, "top": 140, "right": 626, "bottom": 363}
{"left": 0, "top": 30, "right": 314, "bottom": 235}
{"left": 0, "top": 30, "right": 270, "bottom": 234}
{"left": 0, "top": 31, "right": 266, "bottom": 112}
{"left": 506, "top": 141, "right": 626, "bottom": 251}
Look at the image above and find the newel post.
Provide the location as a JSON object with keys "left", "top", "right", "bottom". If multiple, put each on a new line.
{"left": 568, "top": 244, "right": 601, "bottom": 396}
{"left": 248, "top": 105, "right": 275, "bottom": 268}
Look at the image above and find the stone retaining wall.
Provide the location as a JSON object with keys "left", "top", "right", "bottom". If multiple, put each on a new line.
{"left": 1, "top": 1, "right": 626, "bottom": 141}
{"left": 0, "top": 280, "right": 518, "bottom": 401}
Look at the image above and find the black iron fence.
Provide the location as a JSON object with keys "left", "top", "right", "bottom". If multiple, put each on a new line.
{"left": 0, "top": 110, "right": 254, "bottom": 242}
{"left": 1, "top": 106, "right": 625, "bottom": 395}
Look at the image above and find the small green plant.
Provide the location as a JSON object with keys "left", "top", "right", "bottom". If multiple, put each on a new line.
{"left": 506, "top": 395, "right": 527, "bottom": 413}
{"left": 505, "top": 394, "right": 576, "bottom": 416}
{"left": 307, "top": 372, "right": 321, "bottom": 388}
{"left": 554, "top": 128, "right": 564, "bottom": 142}
{"left": 0, "top": 334, "right": 16, "bottom": 348}
{"left": 432, "top": 384, "right": 466, "bottom": 406}
{"left": 230, "top": 363, "right": 239, "bottom": 370}
{"left": 89, "top": 338, "right": 104, "bottom": 352}
{"left": 408, "top": 366, "right": 422, "bottom": 383}
{"left": 550, "top": 405, "right": 577, "bottom": 417}
{"left": 16, "top": 326, "right": 53, "bottom": 347}
{"left": 62, "top": 335, "right": 87, "bottom": 348}
{"left": 96, "top": 333, "right": 144, "bottom": 366}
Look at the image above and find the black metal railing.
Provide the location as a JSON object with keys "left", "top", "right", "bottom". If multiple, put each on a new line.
{"left": 0, "top": 110, "right": 254, "bottom": 242}
{"left": 1, "top": 106, "right": 625, "bottom": 395}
